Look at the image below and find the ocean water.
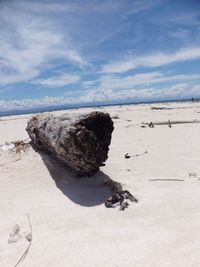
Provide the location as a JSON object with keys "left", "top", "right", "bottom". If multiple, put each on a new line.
{"left": 0, "top": 98, "right": 194, "bottom": 117}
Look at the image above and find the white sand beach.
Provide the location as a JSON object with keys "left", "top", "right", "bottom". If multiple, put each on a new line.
{"left": 1, "top": 101, "right": 200, "bottom": 267}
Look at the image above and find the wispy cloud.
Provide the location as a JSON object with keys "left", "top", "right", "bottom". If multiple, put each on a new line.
{"left": 99, "top": 72, "right": 200, "bottom": 89}
{"left": 121, "top": 0, "right": 160, "bottom": 19}
{"left": 13, "top": 1, "right": 75, "bottom": 13}
{"left": 32, "top": 73, "right": 81, "bottom": 87}
{"left": 82, "top": 80, "right": 99, "bottom": 88}
{"left": 101, "top": 47, "right": 200, "bottom": 73}
{"left": 158, "top": 12, "right": 199, "bottom": 26}
{"left": 167, "top": 29, "right": 190, "bottom": 40}
{"left": 0, "top": 1, "right": 87, "bottom": 85}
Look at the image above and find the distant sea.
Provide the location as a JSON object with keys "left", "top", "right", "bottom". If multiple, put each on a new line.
{"left": 0, "top": 98, "right": 196, "bottom": 117}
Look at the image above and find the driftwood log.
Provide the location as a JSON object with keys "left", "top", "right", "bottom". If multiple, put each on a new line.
{"left": 26, "top": 112, "right": 114, "bottom": 176}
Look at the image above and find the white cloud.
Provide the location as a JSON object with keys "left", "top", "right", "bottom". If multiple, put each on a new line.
{"left": 101, "top": 47, "right": 200, "bottom": 73}
{"left": 32, "top": 74, "right": 81, "bottom": 87}
{"left": 81, "top": 83, "right": 200, "bottom": 103}
{"left": 0, "top": 83, "right": 200, "bottom": 112}
{"left": 80, "top": 83, "right": 197, "bottom": 103}
{"left": 0, "top": 1, "right": 87, "bottom": 85}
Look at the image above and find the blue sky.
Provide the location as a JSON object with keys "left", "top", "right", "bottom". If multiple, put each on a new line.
{"left": 0, "top": 0, "right": 200, "bottom": 111}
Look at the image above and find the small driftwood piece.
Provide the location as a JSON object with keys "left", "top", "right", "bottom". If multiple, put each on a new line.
{"left": 26, "top": 112, "right": 114, "bottom": 176}
{"left": 125, "top": 151, "right": 148, "bottom": 159}
{"left": 145, "top": 120, "right": 200, "bottom": 126}
{"left": 149, "top": 179, "right": 184, "bottom": 182}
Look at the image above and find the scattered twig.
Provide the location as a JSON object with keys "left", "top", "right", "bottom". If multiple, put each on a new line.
{"left": 14, "top": 214, "right": 32, "bottom": 267}
{"left": 0, "top": 138, "right": 30, "bottom": 148}
{"left": 3, "top": 138, "right": 31, "bottom": 161}
{"left": 149, "top": 179, "right": 184, "bottom": 182}
{"left": 0, "top": 138, "right": 30, "bottom": 161}
{"left": 188, "top": 172, "right": 198, "bottom": 178}
{"left": 132, "top": 151, "right": 148, "bottom": 157}
{"left": 148, "top": 122, "right": 154, "bottom": 128}
{"left": 125, "top": 151, "right": 148, "bottom": 159}
{"left": 12, "top": 139, "right": 30, "bottom": 155}
{"left": 144, "top": 120, "right": 200, "bottom": 126}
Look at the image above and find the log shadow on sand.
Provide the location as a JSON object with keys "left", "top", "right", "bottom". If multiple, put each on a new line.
{"left": 35, "top": 149, "right": 122, "bottom": 207}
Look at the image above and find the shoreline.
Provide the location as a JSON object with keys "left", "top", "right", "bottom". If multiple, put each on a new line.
{"left": 0, "top": 98, "right": 199, "bottom": 118}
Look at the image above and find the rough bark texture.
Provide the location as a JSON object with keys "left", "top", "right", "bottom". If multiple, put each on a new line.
{"left": 26, "top": 112, "right": 114, "bottom": 176}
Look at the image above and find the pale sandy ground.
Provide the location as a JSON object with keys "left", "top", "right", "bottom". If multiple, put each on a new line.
{"left": 1, "top": 102, "right": 200, "bottom": 267}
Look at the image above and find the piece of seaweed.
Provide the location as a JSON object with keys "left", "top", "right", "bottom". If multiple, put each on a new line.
{"left": 105, "top": 190, "right": 138, "bottom": 211}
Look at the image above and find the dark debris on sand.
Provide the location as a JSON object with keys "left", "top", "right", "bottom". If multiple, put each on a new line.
{"left": 105, "top": 190, "right": 138, "bottom": 211}
{"left": 125, "top": 153, "right": 131, "bottom": 159}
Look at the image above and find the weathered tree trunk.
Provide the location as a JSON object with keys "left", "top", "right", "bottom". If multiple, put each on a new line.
{"left": 26, "top": 112, "right": 114, "bottom": 176}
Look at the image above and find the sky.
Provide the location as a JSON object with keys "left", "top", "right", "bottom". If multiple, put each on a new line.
{"left": 0, "top": 0, "right": 200, "bottom": 112}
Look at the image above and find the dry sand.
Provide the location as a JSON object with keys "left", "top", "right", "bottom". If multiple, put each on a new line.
{"left": 1, "top": 101, "right": 200, "bottom": 267}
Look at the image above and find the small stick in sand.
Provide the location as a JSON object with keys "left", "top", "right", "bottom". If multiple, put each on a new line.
{"left": 132, "top": 151, "right": 148, "bottom": 157}
{"left": 149, "top": 179, "right": 184, "bottom": 182}
{"left": 14, "top": 214, "right": 32, "bottom": 267}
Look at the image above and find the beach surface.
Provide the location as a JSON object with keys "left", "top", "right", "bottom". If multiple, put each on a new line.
{"left": 1, "top": 101, "right": 200, "bottom": 267}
